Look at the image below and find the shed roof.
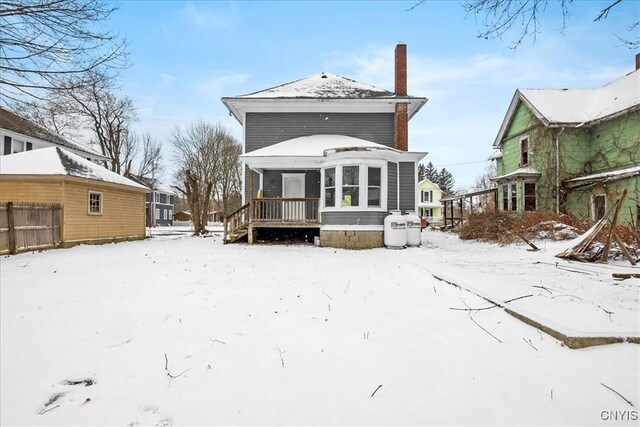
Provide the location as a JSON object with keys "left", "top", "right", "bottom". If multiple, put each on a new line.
{"left": 0, "top": 107, "right": 106, "bottom": 159}
{"left": 0, "top": 147, "right": 148, "bottom": 190}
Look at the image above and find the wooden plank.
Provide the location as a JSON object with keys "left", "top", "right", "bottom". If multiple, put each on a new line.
{"left": 612, "top": 232, "right": 637, "bottom": 266}
{"left": 7, "top": 202, "right": 16, "bottom": 255}
{"left": 600, "top": 189, "right": 626, "bottom": 263}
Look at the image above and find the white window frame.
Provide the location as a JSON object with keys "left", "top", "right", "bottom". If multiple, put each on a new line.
{"left": 324, "top": 167, "right": 336, "bottom": 208}
{"left": 367, "top": 166, "right": 382, "bottom": 208}
{"left": 321, "top": 159, "right": 387, "bottom": 212}
{"left": 163, "top": 209, "right": 167, "bottom": 220}
{"left": 155, "top": 208, "right": 160, "bottom": 220}
{"left": 87, "top": 191, "right": 103, "bottom": 215}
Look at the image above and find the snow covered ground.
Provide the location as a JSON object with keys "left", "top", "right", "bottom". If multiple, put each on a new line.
{"left": 1, "top": 231, "right": 638, "bottom": 425}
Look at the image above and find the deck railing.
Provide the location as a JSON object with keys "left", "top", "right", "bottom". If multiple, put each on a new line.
{"left": 223, "top": 202, "right": 250, "bottom": 243}
{"left": 252, "top": 198, "right": 319, "bottom": 224}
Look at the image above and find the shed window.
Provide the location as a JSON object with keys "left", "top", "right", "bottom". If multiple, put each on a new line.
{"left": 88, "top": 192, "right": 102, "bottom": 215}
{"left": 342, "top": 165, "right": 359, "bottom": 207}
{"left": 592, "top": 194, "right": 606, "bottom": 221}
{"left": 510, "top": 183, "right": 517, "bottom": 211}
{"left": 324, "top": 167, "right": 335, "bottom": 207}
{"left": 520, "top": 138, "right": 529, "bottom": 166}
{"left": 524, "top": 183, "right": 536, "bottom": 211}
{"left": 367, "top": 167, "right": 381, "bottom": 207}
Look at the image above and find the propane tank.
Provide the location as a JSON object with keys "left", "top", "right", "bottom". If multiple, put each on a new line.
{"left": 384, "top": 210, "right": 406, "bottom": 248}
{"left": 405, "top": 211, "right": 421, "bottom": 247}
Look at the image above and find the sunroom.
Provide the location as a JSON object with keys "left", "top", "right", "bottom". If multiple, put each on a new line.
{"left": 224, "top": 134, "right": 425, "bottom": 247}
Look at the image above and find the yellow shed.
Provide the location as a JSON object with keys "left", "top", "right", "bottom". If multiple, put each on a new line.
{"left": 0, "top": 147, "right": 148, "bottom": 249}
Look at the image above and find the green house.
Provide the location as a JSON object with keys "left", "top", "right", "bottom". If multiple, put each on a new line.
{"left": 491, "top": 57, "right": 639, "bottom": 227}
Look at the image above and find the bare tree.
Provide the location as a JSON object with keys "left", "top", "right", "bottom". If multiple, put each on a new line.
{"left": 134, "top": 133, "right": 164, "bottom": 180}
{"left": 171, "top": 121, "right": 236, "bottom": 235}
{"left": 408, "top": 0, "right": 637, "bottom": 49}
{"left": 0, "top": 0, "right": 128, "bottom": 104}
{"left": 214, "top": 137, "right": 242, "bottom": 215}
{"left": 61, "top": 76, "right": 138, "bottom": 174}
{"left": 10, "top": 98, "right": 81, "bottom": 140}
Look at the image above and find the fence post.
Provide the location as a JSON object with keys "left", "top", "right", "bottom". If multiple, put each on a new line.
{"left": 7, "top": 202, "right": 16, "bottom": 255}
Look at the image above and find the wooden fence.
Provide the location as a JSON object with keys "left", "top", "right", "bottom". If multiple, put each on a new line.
{"left": 0, "top": 202, "right": 61, "bottom": 255}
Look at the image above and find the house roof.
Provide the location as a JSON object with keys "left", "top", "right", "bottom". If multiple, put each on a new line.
{"left": 240, "top": 134, "right": 426, "bottom": 168}
{"left": 417, "top": 179, "right": 441, "bottom": 189}
{"left": 493, "top": 69, "right": 640, "bottom": 147}
{"left": 0, "top": 147, "right": 148, "bottom": 190}
{"left": 0, "top": 107, "right": 107, "bottom": 159}
{"left": 127, "top": 175, "right": 176, "bottom": 194}
{"left": 241, "top": 134, "right": 399, "bottom": 158}
{"left": 221, "top": 72, "right": 428, "bottom": 124}
{"left": 564, "top": 164, "right": 640, "bottom": 189}
{"left": 492, "top": 167, "right": 541, "bottom": 181}
{"left": 239, "top": 72, "right": 394, "bottom": 99}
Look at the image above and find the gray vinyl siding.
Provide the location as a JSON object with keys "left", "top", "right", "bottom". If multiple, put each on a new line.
{"left": 398, "top": 161, "right": 416, "bottom": 213}
{"left": 321, "top": 211, "right": 388, "bottom": 226}
{"left": 245, "top": 112, "right": 395, "bottom": 153}
{"left": 263, "top": 170, "right": 320, "bottom": 198}
{"left": 388, "top": 162, "right": 397, "bottom": 210}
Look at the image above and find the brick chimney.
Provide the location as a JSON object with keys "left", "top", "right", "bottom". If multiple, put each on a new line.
{"left": 394, "top": 42, "right": 408, "bottom": 151}
{"left": 636, "top": 53, "right": 640, "bottom": 71}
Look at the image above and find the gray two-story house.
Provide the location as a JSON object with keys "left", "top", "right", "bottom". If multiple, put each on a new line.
{"left": 221, "top": 43, "right": 427, "bottom": 249}
{"left": 128, "top": 175, "right": 175, "bottom": 227}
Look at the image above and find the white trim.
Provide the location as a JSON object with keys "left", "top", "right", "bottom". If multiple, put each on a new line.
{"left": 591, "top": 193, "right": 607, "bottom": 221}
{"left": 320, "top": 159, "right": 387, "bottom": 213}
{"left": 321, "top": 225, "right": 384, "bottom": 231}
{"left": 519, "top": 134, "right": 530, "bottom": 167}
{"left": 0, "top": 128, "right": 106, "bottom": 161}
{"left": 87, "top": 190, "right": 103, "bottom": 215}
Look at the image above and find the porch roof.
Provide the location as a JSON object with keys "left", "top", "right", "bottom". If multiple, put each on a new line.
{"left": 564, "top": 164, "right": 640, "bottom": 189}
{"left": 240, "top": 134, "right": 426, "bottom": 168}
{"left": 491, "top": 167, "right": 541, "bottom": 182}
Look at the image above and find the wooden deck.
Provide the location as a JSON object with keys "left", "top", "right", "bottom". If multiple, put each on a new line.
{"left": 224, "top": 198, "right": 320, "bottom": 243}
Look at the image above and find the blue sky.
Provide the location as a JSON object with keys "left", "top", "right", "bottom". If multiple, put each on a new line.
{"left": 111, "top": 0, "right": 639, "bottom": 190}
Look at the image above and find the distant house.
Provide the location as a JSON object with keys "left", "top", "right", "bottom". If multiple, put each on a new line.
{"left": 127, "top": 176, "right": 175, "bottom": 227}
{"left": 417, "top": 179, "right": 443, "bottom": 226}
{"left": 491, "top": 55, "right": 640, "bottom": 227}
{"left": 173, "top": 211, "right": 191, "bottom": 222}
{"left": 221, "top": 43, "right": 427, "bottom": 248}
{"left": 0, "top": 147, "right": 148, "bottom": 247}
{"left": 0, "top": 107, "right": 106, "bottom": 163}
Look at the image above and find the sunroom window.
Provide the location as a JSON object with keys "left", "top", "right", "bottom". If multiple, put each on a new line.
{"left": 342, "top": 165, "right": 359, "bottom": 207}
{"left": 524, "top": 182, "right": 536, "bottom": 211}
{"left": 367, "top": 167, "right": 381, "bottom": 207}
{"left": 510, "top": 183, "right": 517, "bottom": 211}
{"left": 325, "top": 167, "right": 335, "bottom": 207}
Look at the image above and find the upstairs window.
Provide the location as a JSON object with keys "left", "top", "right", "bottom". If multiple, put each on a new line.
{"left": 520, "top": 138, "right": 529, "bottom": 166}
{"left": 324, "top": 167, "right": 335, "bottom": 207}
{"left": 341, "top": 166, "right": 359, "bottom": 207}
{"left": 367, "top": 167, "right": 381, "bottom": 207}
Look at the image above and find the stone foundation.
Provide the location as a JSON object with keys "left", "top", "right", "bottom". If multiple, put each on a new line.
{"left": 320, "top": 230, "right": 383, "bottom": 249}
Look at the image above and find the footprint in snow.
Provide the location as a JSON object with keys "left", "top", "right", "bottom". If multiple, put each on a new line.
{"left": 130, "top": 405, "right": 172, "bottom": 427}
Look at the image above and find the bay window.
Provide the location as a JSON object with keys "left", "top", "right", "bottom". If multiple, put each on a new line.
{"left": 325, "top": 167, "right": 335, "bottom": 207}
{"left": 510, "top": 183, "right": 517, "bottom": 211}
{"left": 342, "top": 165, "right": 359, "bottom": 207}
{"left": 367, "top": 167, "right": 381, "bottom": 207}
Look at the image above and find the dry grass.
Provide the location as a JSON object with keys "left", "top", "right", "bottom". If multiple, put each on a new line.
{"left": 459, "top": 211, "right": 638, "bottom": 247}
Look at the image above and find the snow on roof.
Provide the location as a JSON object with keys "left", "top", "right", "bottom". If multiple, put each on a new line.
{"left": 492, "top": 167, "right": 541, "bottom": 181}
{"left": 240, "top": 134, "right": 399, "bottom": 158}
{"left": 239, "top": 72, "right": 394, "bottom": 99}
{"left": 519, "top": 69, "right": 640, "bottom": 125}
{"left": 128, "top": 175, "right": 176, "bottom": 194}
{"left": 0, "top": 107, "right": 106, "bottom": 159}
{"left": 0, "top": 147, "right": 148, "bottom": 190}
{"left": 488, "top": 149, "right": 503, "bottom": 160}
{"left": 418, "top": 179, "right": 441, "bottom": 189}
{"left": 565, "top": 164, "right": 640, "bottom": 184}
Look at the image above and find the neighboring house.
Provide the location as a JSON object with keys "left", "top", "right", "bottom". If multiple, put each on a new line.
{"left": 491, "top": 55, "right": 640, "bottom": 227}
{"left": 128, "top": 176, "right": 175, "bottom": 226}
{"left": 0, "top": 147, "right": 148, "bottom": 248}
{"left": 221, "top": 43, "right": 427, "bottom": 248}
{"left": 0, "top": 107, "right": 107, "bottom": 163}
{"left": 417, "top": 179, "right": 443, "bottom": 226}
